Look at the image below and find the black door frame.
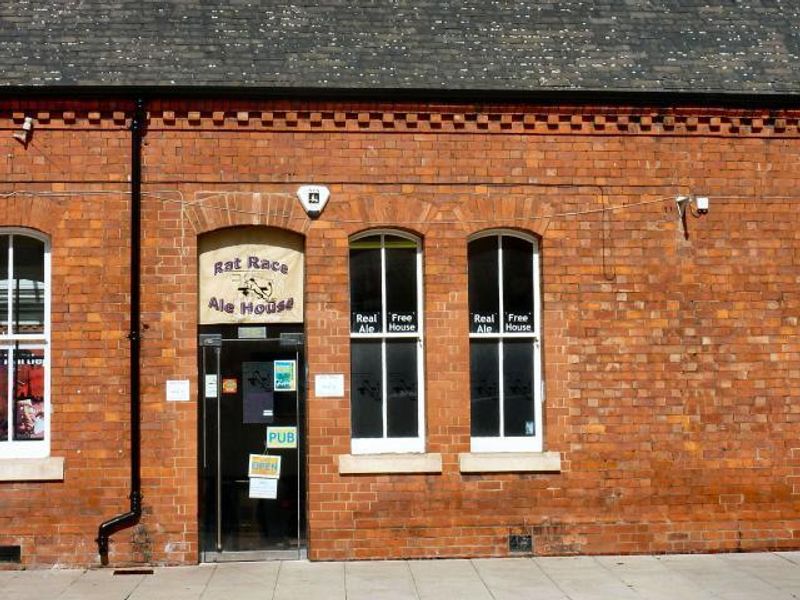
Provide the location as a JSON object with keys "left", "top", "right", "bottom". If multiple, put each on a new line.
{"left": 198, "top": 329, "right": 306, "bottom": 562}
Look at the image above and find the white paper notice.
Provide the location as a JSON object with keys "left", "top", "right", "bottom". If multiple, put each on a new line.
{"left": 166, "top": 379, "right": 190, "bottom": 402}
{"left": 205, "top": 375, "right": 218, "bottom": 398}
{"left": 314, "top": 374, "right": 344, "bottom": 397}
{"left": 249, "top": 477, "right": 278, "bottom": 499}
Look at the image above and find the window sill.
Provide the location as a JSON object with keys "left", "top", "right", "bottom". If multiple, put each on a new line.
{"left": 459, "top": 451, "right": 561, "bottom": 473}
{"left": 338, "top": 453, "right": 442, "bottom": 475}
{"left": 0, "top": 457, "right": 64, "bottom": 481}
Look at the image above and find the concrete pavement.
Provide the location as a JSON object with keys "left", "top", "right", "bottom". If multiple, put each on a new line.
{"left": 2, "top": 552, "right": 800, "bottom": 599}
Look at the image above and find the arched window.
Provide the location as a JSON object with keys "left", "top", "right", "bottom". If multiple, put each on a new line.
{"left": 468, "top": 232, "right": 542, "bottom": 452}
{"left": 349, "top": 231, "right": 424, "bottom": 453}
{"left": 0, "top": 230, "right": 50, "bottom": 458}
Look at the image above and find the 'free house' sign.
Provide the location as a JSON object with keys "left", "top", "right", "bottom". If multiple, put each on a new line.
{"left": 199, "top": 228, "right": 304, "bottom": 324}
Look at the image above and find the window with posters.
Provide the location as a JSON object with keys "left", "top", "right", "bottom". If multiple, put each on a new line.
{"left": 0, "top": 231, "right": 50, "bottom": 459}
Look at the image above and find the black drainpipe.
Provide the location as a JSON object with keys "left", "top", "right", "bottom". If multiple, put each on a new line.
{"left": 96, "top": 97, "right": 145, "bottom": 565}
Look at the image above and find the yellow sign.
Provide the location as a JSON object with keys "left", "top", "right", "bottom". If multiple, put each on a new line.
{"left": 267, "top": 426, "right": 298, "bottom": 449}
{"left": 199, "top": 228, "right": 304, "bottom": 325}
{"left": 248, "top": 454, "right": 281, "bottom": 479}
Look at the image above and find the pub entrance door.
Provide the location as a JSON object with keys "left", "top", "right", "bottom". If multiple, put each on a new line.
{"left": 198, "top": 324, "right": 305, "bottom": 561}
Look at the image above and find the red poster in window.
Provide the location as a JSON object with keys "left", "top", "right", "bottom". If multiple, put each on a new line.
{"left": 14, "top": 350, "right": 44, "bottom": 440}
{"left": 0, "top": 351, "right": 7, "bottom": 440}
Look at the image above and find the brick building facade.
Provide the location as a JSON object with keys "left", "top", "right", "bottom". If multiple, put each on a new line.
{"left": 2, "top": 3, "right": 800, "bottom": 568}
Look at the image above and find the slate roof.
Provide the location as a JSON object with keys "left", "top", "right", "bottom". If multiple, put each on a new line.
{"left": 1, "top": 1, "right": 799, "bottom": 95}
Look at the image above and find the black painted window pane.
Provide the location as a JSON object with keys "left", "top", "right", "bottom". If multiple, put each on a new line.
{"left": 503, "top": 340, "right": 535, "bottom": 436}
{"left": 470, "top": 340, "right": 499, "bottom": 436}
{"left": 351, "top": 340, "right": 383, "bottom": 438}
{"left": 350, "top": 237, "right": 382, "bottom": 333}
{"left": 502, "top": 236, "right": 534, "bottom": 333}
{"left": 468, "top": 237, "right": 500, "bottom": 333}
{"left": 13, "top": 236, "right": 45, "bottom": 335}
{"left": 0, "top": 236, "right": 7, "bottom": 334}
{"left": 0, "top": 349, "right": 7, "bottom": 441}
{"left": 385, "top": 237, "right": 417, "bottom": 333}
{"left": 386, "top": 340, "right": 418, "bottom": 437}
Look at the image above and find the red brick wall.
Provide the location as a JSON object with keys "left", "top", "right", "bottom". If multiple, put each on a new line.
{"left": 1, "top": 99, "right": 799, "bottom": 565}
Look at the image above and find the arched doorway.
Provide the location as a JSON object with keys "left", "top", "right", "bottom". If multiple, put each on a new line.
{"left": 197, "top": 227, "right": 305, "bottom": 561}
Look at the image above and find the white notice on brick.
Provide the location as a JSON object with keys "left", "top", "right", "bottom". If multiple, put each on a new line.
{"left": 314, "top": 374, "right": 344, "bottom": 397}
{"left": 166, "top": 379, "right": 190, "bottom": 402}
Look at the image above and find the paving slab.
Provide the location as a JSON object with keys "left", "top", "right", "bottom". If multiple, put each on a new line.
{"left": 472, "top": 557, "right": 569, "bottom": 600}
{"left": 408, "top": 559, "right": 493, "bottom": 600}
{"left": 128, "top": 565, "right": 215, "bottom": 600}
{"left": 202, "top": 562, "right": 280, "bottom": 600}
{"left": 273, "top": 560, "right": 345, "bottom": 600}
{"left": 56, "top": 568, "right": 145, "bottom": 600}
{"left": 593, "top": 555, "right": 712, "bottom": 600}
{"left": 719, "top": 553, "right": 800, "bottom": 597}
{"left": 776, "top": 551, "right": 800, "bottom": 565}
{"left": 535, "top": 556, "right": 640, "bottom": 600}
{"left": 657, "top": 553, "right": 795, "bottom": 600}
{"left": 1, "top": 569, "right": 84, "bottom": 600}
{"left": 345, "top": 560, "right": 418, "bottom": 600}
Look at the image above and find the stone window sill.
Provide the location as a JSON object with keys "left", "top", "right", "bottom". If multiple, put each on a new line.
{"left": 459, "top": 451, "right": 561, "bottom": 473}
{"left": 0, "top": 457, "right": 65, "bottom": 481}
{"left": 338, "top": 453, "right": 442, "bottom": 475}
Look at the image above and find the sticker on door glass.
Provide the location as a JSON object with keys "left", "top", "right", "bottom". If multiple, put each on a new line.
{"left": 222, "top": 378, "right": 238, "bottom": 394}
{"left": 204, "top": 375, "right": 218, "bottom": 398}
{"left": 273, "top": 360, "right": 296, "bottom": 392}
{"left": 248, "top": 454, "right": 281, "bottom": 479}
{"left": 267, "top": 426, "right": 298, "bottom": 449}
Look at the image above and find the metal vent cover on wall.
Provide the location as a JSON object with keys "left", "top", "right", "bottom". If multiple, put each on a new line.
{"left": 0, "top": 545, "right": 21, "bottom": 563}
{"left": 508, "top": 534, "right": 533, "bottom": 553}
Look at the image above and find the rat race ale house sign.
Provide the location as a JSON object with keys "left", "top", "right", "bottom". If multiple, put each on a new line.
{"left": 198, "top": 228, "right": 304, "bottom": 324}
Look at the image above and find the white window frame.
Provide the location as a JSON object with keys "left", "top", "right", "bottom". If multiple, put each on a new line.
{"left": 349, "top": 230, "right": 425, "bottom": 454}
{"left": 468, "top": 231, "right": 543, "bottom": 453}
{"left": 0, "top": 229, "right": 51, "bottom": 459}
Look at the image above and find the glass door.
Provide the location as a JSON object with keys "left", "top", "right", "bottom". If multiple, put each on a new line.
{"left": 199, "top": 325, "right": 305, "bottom": 561}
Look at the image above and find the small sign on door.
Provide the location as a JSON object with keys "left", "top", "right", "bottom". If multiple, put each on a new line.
{"left": 248, "top": 454, "right": 281, "bottom": 479}
{"left": 274, "top": 360, "right": 297, "bottom": 392}
{"left": 249, "top": 477, "right": 278, "bottom": 499}
{"left": 204, "top": 375, "right": 218, "bottom": 398}
{"left": 267, "top": 426, "right": 298, "bottom": 449}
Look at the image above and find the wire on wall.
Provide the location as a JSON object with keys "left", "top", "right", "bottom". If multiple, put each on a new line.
{"left": 0, "top": 186, "right": 682, "bottom": 223}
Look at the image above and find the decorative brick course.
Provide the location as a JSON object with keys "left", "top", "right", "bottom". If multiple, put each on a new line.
{"left": 3, "top": 102, "right": 800, "bottom": 137}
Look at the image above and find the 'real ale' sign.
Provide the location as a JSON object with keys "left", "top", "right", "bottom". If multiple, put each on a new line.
{"left": 199, "top": 228, "right": 304, "bottom": 324}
